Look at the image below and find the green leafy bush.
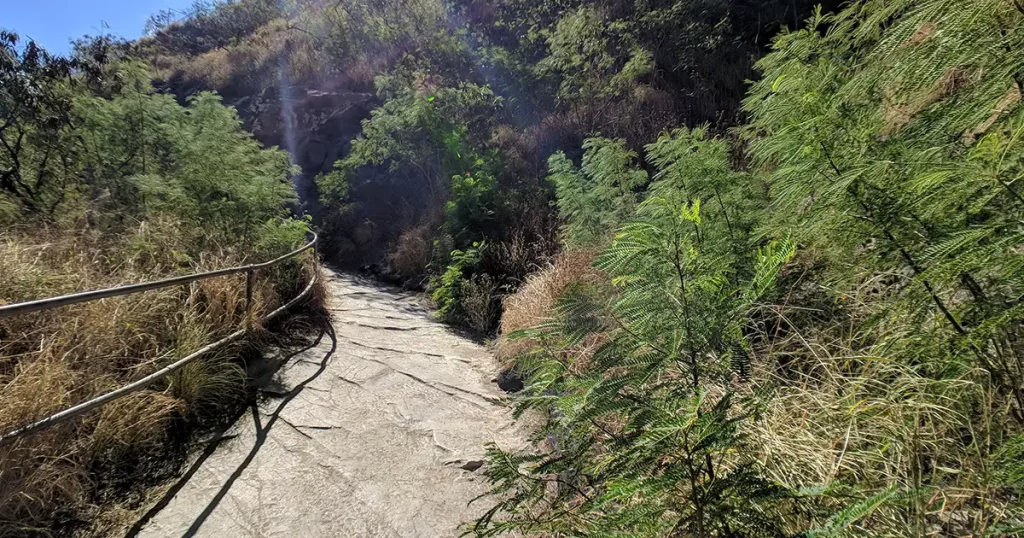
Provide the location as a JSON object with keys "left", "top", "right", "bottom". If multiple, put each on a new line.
{"left": 431, "top": 241, "right": 487, "bottom": 326}
{"left": 474, "top": 180, "right": 796, "bottom": 536}
{"left": 549, "top": 137, "right": 647, "bottom": 247}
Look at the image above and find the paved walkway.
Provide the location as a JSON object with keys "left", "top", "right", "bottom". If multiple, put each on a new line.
{"left": 136, "top": 270, "right": 525, "bottom": 537}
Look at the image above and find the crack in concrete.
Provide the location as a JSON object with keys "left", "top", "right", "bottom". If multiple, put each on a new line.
{"left": 279, "top": 416, "right": 314, "bottom": 439}
{"left": 281, "top": 417, "right": 352, "bottom": 435}
{"left": 335, "top": 334, "right": 448, "bottom": 359}
{"left": 350, "top": 355, "right": 496, "bottom": 409}
{"left": 338, "top": 320, "right": 434, "bottom": 332}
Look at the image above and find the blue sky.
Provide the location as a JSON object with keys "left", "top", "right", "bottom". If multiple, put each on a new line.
{"left": 4, "top": 0, "right": 198, "bottom": 55}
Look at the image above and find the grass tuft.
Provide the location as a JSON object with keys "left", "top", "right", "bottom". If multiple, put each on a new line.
{"left": 0, "top": 220, "right": 322, "bottom": 535}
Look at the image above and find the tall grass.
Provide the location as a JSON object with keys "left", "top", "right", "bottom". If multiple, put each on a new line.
{"left": 495, "top": 249, "right": 605, "bottom": 368}
{"left": 494, "top": 252, "right": 1023, "bottom": 535}
{"left": 0, "top": 219, "right": 323, "bottom": 536}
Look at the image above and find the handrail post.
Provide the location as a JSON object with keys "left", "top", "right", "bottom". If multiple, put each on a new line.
{"left": 0, "top": 232, "right": 319, "bottom": 445}
{"left": 245, "top": 269, "right": 254, "bottom": 329}
{"left": 312, "top": 240, "right": 320, "bottom": 277}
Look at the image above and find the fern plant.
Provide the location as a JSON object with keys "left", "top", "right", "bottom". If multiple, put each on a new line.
{"left": 471, "top": 156, "right": 796, "bottom": 535}
{"left": 549, "top": 137, "right": 649, "bottom": 248}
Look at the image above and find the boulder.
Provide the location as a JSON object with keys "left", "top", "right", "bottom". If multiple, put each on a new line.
{"left": 495, "top": 367, "right": 523, "bottom": 393}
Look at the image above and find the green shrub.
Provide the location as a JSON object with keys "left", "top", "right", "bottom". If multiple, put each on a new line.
{"left": 431, "top": 242, "right": 486, "bottom": 326}
{"left": 473, "top": 183, "right": 796, "bottom": 536}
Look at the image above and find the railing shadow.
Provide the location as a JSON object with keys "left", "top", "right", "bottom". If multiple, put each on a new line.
{"left": 124, "top": 325, "right": 338, "bottom": 537}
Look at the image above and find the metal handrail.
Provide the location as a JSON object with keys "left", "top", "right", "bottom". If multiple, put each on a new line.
{"left": 0, "top": 233, "right": 318, "bottom": 319}
{"left": 0, "top": 232, "right": 320, "bottom": 446}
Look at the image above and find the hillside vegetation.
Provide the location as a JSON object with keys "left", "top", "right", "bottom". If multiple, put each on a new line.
{"left": 4, "top": 0, "right": 1024, "bottom": 535}
{"left": 0, "top": 32, "right": 319, "bottom": 535}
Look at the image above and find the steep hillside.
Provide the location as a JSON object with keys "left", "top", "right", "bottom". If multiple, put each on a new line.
{"left": 4, "top": 0, "right": 1024, "bottom": 535}
{"left": 141, "top": 0, "right": 835, "bottom": 282}
{"left": 137, "top": 4, "right": 1024, "bottom": 533}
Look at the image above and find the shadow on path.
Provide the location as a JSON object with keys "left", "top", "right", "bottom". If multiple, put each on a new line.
{"left": 125, "top": 327, "right": 338, "bottom": 538}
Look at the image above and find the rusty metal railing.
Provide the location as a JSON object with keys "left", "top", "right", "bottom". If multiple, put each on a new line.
{"left": 0, "top": 232, "right": 319, "bottom": 446}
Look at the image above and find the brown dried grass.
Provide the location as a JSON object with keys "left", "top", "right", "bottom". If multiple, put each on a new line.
{"left": 0, "top": 221, "right": 321, "bottom": 535}
{"left": 495, "top": 250, "right": 605, "bottom": 366}
{"left": 882, "top": 66, "right": 978, "bottom": 136}
{"left": 903, "top": 22, "right": 938, "bottom": 48}
{"left": 388, "top": 219, "right": 437, "bottom": 285}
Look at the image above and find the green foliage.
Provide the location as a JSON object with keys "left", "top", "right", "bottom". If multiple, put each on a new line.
{"left": 645, "top": 126, "right": 765, "bottom": 274}
{"left": 294, "top": 0, "right": 455, "bottom": 69}
{"left": 255, "top": 215, "right": 313, "bottom": 259}
{"left": 744, "top": 0, "right": 1024, "bottom": 414}
{"left": 478, "top": 1, "right": 1024, "bottom": 535}
{"left": 319, "top": 77, "right": 500, "bottom": 209}
{"left": 472, "top": 180, "right": 796, "bottom": 536}
{"left": 549, "top": 137, "right": 648, "bottom": 247}
{"left": 996, "top": 433, "right": 1024, "bottom": 494}
{"left": 431, "top": 242, "right": 487, "bottom": 324}
{"left": 537, "top": 6, "right": 652, "bottom": 103}
{"left": 446, "top": 165, "right": 498, "bottom": 246}
{"left": 317, "top": 161, "right": 352, "bottom": 210}
{"left": 473, "top": 128, "right": 798, "bottom": 535}
{"left": 1, "top": 39, "right": 300, "bottom": 246}
{"left": 0, "top": 31, "right": 78, "bottom": 216}
{"left": 72, "top": 67, "right": 296, "bottom": 238}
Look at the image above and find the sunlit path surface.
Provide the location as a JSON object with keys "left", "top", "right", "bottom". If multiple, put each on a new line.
{"left": 137, "top": 270, "right": 526, "bottom": 538}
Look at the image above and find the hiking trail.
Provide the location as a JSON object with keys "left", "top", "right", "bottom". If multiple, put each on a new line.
{"left": 136, "top": 269, "right": 527, "bottom": 537}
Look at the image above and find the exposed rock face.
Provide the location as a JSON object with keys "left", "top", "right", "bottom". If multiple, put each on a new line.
{"left": 232, "top": 86, "right": 376, "bottom": 209}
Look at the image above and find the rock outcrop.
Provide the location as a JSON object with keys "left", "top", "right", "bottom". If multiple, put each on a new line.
{"left": 231, "top": 86, "right": 376, "bottom": 210}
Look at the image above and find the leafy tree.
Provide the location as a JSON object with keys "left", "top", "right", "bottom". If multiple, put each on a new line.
{"left": 317, "top": 71, "right": 504, "bottom": 271}
{"left": 473, "top": 179, "right": 796, "bottom": 537}
{"left": 321, "top": 76, "right": 500, "bottom": 207}
{"left": 0, "top": 38, "right": 298, "bottom": 242}
{"left": 549, "top": 137, "right": 647, "bottom": 247}
{"left": 645, "top": 126, "right": 764, "bottom": 272}
{"left": 139, "top": 91, "right": 296, "bottom": 236}
{"left": 69, "top": 61, "right": 296, "bottom": 238}
{"left": 0, "top": 32, "right": 77, "bottom": 216}
{"left": 537, "top": 6, "right": 653, "bottom": 104}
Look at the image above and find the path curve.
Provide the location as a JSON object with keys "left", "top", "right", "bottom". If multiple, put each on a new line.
{"left": 137, "top": 270, "right": 525, "bottom": 537}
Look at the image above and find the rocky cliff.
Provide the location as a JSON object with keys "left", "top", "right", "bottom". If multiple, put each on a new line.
{"left": 231, "top": 86, "right": 376, "bottom": 212}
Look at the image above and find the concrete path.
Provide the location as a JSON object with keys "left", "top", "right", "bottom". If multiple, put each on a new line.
{"left": 135, "top": 270, "right": 525, "bottom": 537}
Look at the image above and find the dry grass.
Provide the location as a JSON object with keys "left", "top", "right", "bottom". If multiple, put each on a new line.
{"left": 881, "top": 66, "right": 978, "bottom": 136}
{"left": 902, "top": 22, "right": 938, "bottom": 48}
{"left": 461, "top": 273, "right": 501, "bottom": 334}
{"left": 495, "top": 249, "right": 605, "bottom": 366}
{"left": 388, "top": 219, "right": 437, "bottom": 285}
{"left": 738, "top": 268, "right": 1021, "bottom": 536}
{"left": 497, "top": 249, "right": 1023, "bottom": 534}
{"left": 747, "top": 347, "right": 1007, "bottom": 534}
{"left": 0, "top": 220, "right": 322, "bottom": 536}
{"left": 149, "top": 19, "right": 322, "bottom": 95}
